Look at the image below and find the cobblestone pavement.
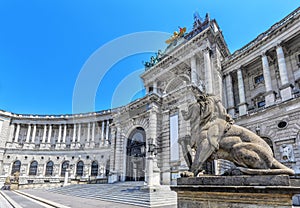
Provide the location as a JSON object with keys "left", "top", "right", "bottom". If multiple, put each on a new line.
{"left": 22, "top": 189, "right": 142, "bottom": 208}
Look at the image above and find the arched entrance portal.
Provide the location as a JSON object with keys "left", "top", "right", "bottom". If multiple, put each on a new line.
{"left": 126, "top": 127, "right": 146, "bottom": 181}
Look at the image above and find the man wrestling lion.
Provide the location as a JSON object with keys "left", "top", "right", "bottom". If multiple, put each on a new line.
{"left": 180, "top": 86, "right": 294, "bottom": 176}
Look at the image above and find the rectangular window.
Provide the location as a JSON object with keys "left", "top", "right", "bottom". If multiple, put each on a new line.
{"left": 170, "top": 114, "right": 179, "bottom": 161}
{"left": 254, "top": 74, "right": 264, "bottom": 84}
{"left": 257, "top": 100, "right": 265, "bottom": 108}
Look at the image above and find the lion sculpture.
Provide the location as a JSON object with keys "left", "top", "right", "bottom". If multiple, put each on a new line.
{"left": 180, "top": 87, "right": 294, "bottom": 176}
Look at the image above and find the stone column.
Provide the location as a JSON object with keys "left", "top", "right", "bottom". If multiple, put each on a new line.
{"left": 203, "top": 48, "right": 213, "bottom": 94}
{"left": 57, "top": 125, "right": 62, "bottom": 143}
{"left": 237, "top": 68, "right": 247, "bottom": 116}
{"left": 9, "top": 124, "right": 15, "bottom": 142}
{"left": 225, "top": 73, "right": 235, "bottom": 117}
{"left": 42, "top": 125, "right": 47, "bottom": 143}
{"left": 276, "top": 44, "right": 292, "bottom": 101}
{"left": 101, "top": 121, "right": 105, "bottom": 145}
{"left": 14, "top": 124, "right": 20, "bottom": 142}
{"left": 63, "top": 124, "right": 67, "bottom": 143}
{"left": 47, "top": 124, "right": 52, "bottom": 143}
{"left": 153, "top": 81, "right": 158, "bottom": 94}
{"left": 31, "top": 124, "right": 36, "bottom": 143}
{"left": 261, "top": 53, "right": 275, "bottom": 106}
{"left": 72, "top": 124, "right": 77, "bottom": 143}
{"left": 91, "top": 122, "right": 95, "bottom": 142}
{"left": 191, "top": 55, "right": 197, "bottom": 85}
{"left": 26, "top": 124, "right": 32, "bottom": 143}
{"left": 87, "top": 123, "right": 90, "bottom": 143}
{"left": 105, "top": 120, "right": 110, "bottom": 145}
{"left": 77, "top": 123, "right": 81, "bottom": 143}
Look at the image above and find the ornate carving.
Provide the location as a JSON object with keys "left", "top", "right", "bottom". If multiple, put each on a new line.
{"left": 180, "top": 86, "right": 295, "bottom": 176}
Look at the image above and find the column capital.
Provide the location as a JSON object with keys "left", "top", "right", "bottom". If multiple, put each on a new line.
{"left": 276, "top": 41, "right": 284, "bottom": 48}
{"left": 202, "top": 46, "right": 212, "bottom": 54}
{"left": 223, "top": 72, "right": 233, "bottom": 77}
{"left": 261, "top": 51, "right": 267, "bottom": 57}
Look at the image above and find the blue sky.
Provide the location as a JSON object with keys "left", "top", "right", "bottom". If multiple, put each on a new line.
{"left": 0, "top": 1, "right": 299, "bottom": 115}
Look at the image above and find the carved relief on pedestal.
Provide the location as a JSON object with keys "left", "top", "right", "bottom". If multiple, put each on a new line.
{"left": 280, "top": 144, "right": 295, "bottom": 162}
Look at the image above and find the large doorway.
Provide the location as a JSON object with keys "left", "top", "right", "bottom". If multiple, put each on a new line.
{"left": 126, "top": 127, "right": 146, "bottom": 181}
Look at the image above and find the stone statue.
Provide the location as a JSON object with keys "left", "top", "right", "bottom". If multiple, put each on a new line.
{"left": 181, "top": 87, "right": 294, "bottom": 176}
{"left": 12, "top": 171, "right": 20, "bottom": 183}
{"left": 4, "top": 176, "right": 11, "bottom": 185}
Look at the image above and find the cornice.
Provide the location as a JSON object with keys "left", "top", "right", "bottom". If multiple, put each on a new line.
{"left": 141, "top": 27, "right": 212, "bottom": 80}
{"left": 222, "top": 7, "right": 300, "bottom": 69}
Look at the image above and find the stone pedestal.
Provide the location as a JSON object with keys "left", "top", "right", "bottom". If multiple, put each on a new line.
{"left": 171, "top": 175, "right": 300, "bottom": 208}
{"left": 265, "top": 91, "right": 276, "bottom": 107}
{"left": 146, "top": 156, "right": 160, "bottom": 188}
{"left": 238, "top": 103, "right": 247, "bottom": 116}
{"left": 280, "top": 84, "right": 293, "bottom": 101}
{"left": 10, "top": 183, "right": 19, "bottom": 190}
{"left": 108, "top": 171, "right": 118, "bottom": 183}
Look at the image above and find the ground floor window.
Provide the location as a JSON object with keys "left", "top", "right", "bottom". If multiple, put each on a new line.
{"left": 45, "top": 161, "right": 54, "bottom": 176}
{"left": 61, "top": 161, "right": 69, "bottom": 177}
{"left": 91, "top": 161, "right": 98, "bottom": 176}
{"left": 11, "top": 160, "right": 21, "bottom": 175}
{"left": 29, "top": 161, "right": 38, "bottom": 175}
{"left": 76, "top": 161, "right": 84, "bottom": 176}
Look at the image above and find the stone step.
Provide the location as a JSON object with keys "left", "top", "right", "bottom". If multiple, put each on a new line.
{"left": 47, "top": 182, "right": 177, "bottom": 207}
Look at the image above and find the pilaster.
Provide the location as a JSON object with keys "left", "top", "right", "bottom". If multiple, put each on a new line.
{"left": 262, "top": 52, "right": 275, "bottom": 106}
{"left": 276, "top": 44, "right": 292, "bottom": 101}
{"left": 203, "top": 48, "right": 213, "bottom": 94}
{"left": 225, "top": 73, "right": 235, "bottom": 117}
{"left": 47, "top": 124, "right": 52, "bottom": 143}
{"left": 57, "top": 124, "right": 62, "bottom": 143}
{"left": 63, "top": 124, "right": 67, "bottom": 143}
{"left": 26, "top": 124, "right": 31, "bottom": 143}
{"left": 14, "top": 124, "right": 20, "bottom": 142}
{"left": 237, "top": 68, "right": 247, "bottom": 116}
{"left": 72, "top": 124, "right": 77, "bottom": 143}
{"left": 191, "top": 55, "right": 197, "bottom": 85}
{"left": 42, "top": 124, "right": 47, "bottom": 143}
{"left": 31, "top": 124, "right": 36, "bottom": 143}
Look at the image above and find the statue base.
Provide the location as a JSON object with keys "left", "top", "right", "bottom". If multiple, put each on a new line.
{"left": 171, "top": 175, "right": 300, "bottom": 208}
{"left": 10, "top": 182, "right": 19, "bottom": 190}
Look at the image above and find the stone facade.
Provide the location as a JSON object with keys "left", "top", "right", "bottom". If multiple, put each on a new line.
{"left": 0, "top": 7, "right": 299, "bottom": 186}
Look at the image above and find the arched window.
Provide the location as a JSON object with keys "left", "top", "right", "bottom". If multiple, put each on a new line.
{"left": 105, "top": 160, "right": 110, "bottom": 176}
{"left": 76, "top": 161, "right": 84, "bottom": 176}
{"left": 61, "top": 161, "right": 69, "bottom": 177}
{"left": 29, "top": 161, "right": 38, "bottom": 176}
{"left": 11, "top": 160, "right": 21, "bottom": 175}
{"left": 91, "top": 161, "right": 98, "bottom": 176}
{"left": 45, "top": 161, "right": 54, "bottom": 176}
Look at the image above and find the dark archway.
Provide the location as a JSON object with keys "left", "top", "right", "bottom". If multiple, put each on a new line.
{"left": 126, "top": 127, "right": 146, "bottom": 181}
{"left": 76, "top": 161, "right": 84, "bottom": 177}
{"left": 45, "top": 161, "right": 54, "bottom": 176}
{"left": 91, "top": 161, "right": 98, "bottom": 176}
{"left": 29, "top": 161, "right": 38, "bottom": 176}
{"left": 61, "top": 161, "right": 69, "bottom": 177}
{"left": 11, "top": 160, "right": 21, "bottom": 175}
